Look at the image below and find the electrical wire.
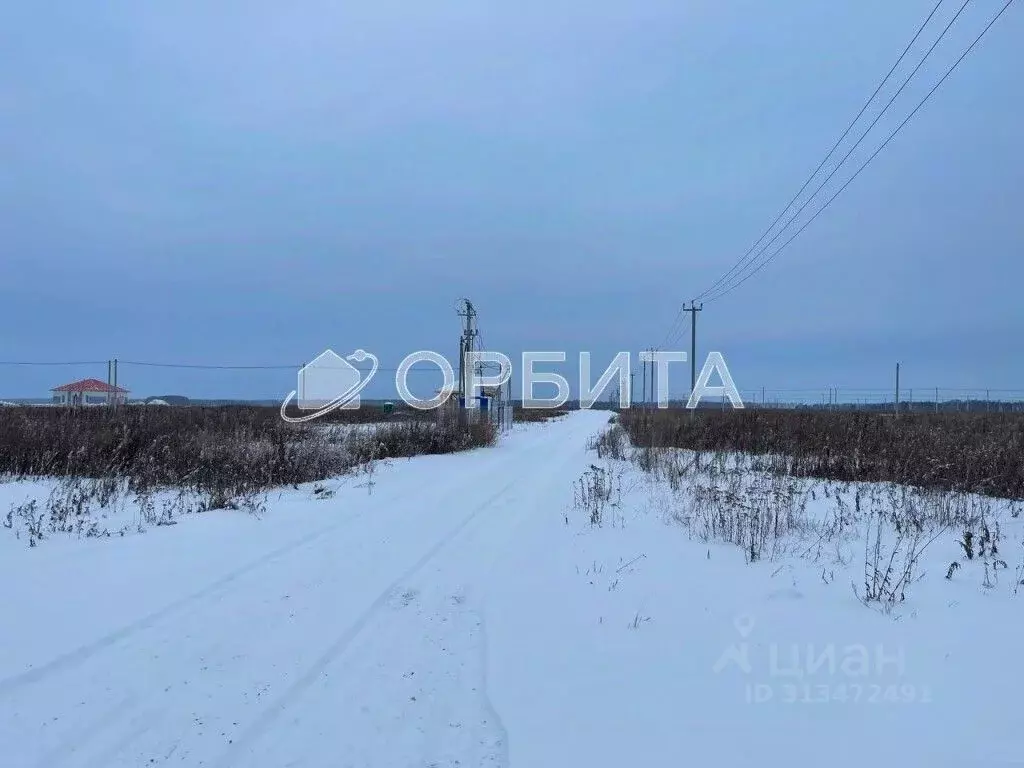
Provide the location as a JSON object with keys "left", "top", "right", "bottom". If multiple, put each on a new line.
{"left": 701, "top": 0, "right": 1015, "bottom": 304}
{"left": 701, "top": 0, "right": 977, "bottom": 304}
{"left": 0, "top": 360, "right": 108, "bottom": 366}
{"left": 0, "top": 360, "right": 437, "bottom": 373}
{"left": 692, "top": 0, "right": 949, "bottom": 304}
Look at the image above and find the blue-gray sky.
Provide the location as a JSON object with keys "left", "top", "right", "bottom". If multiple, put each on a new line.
{"left": 2, "top": 0, "right": 1021, "bottom": 402}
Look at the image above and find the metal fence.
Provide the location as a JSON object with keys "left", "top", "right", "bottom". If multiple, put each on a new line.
{"left": 682, "top": 388, "right": 1024, "bottom": 413}
{"left": 446, "top": 382, "right": 514, "bottom": 432}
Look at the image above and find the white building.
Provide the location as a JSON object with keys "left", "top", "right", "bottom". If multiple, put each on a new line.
{"left": 51, "top": 378, "right": 129, "bottom": 406}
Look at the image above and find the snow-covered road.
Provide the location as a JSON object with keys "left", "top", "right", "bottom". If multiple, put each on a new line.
{"left": 1, "top": 412, "right": 607, "bottom": 768}
{"left": 3, "top": 410, "right": 1022, "bottom": 767}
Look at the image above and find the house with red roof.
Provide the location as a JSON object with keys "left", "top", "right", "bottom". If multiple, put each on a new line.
{"left": 51, "top": 378, "right": 129, "bottom": 406}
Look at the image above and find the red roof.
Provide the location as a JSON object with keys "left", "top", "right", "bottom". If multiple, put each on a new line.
{"left": 51, "top": 378, "right": 129, "bottom": 393}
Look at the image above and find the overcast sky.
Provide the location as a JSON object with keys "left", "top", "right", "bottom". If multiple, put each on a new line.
{"left": 2, "top": 1, "right": 1021, "bottom": 402}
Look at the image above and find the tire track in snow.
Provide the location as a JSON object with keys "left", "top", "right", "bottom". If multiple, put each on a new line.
{"left": 78, "top": 704, "right": 168, "bottom": 768}
{"left": 211, "top": 475, "right": 523, "bottom": 768}
{"left": 4, "top": 417, "right": 597, "bottom": 767}
{"left": 0, "top": 522, "right": 340, "bottom": 696}
{"left": 402, "top": 417, "right": 597, "bottom": 768}
{"left": 475, "top": 608, "right": 509, "bottom": 768}
{"left": 462, "top": 417, "right": 603, "bottom": 767}
{"left": 29, "top": 695, "right": 137, "bottom": 768}
{"left": 217, "top": 418, "right": 595, "bottom": 767}
{"left": 0, "top": 450, "right": 509, "bottom": 697}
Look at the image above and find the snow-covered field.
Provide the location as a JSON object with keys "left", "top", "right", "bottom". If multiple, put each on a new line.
{"left": 1, "top": 410, "right": 1022, "bottom": 767}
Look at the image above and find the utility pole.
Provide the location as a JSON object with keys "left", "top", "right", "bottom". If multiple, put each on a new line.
{"left": 894, "top": 362, "right": 900, "bottom": 415}
{"left": 649, "top": 347, "right": 656, "bottom": 406}
{"left": 456, "top": 299, "right": 477, "bottom": 403}
{"left": 641, "top": 352, "right": 647, "bottom": 409}
{"left": 113, "top": 358, "right": 119, "bottom": 410}
{"left": 682, "top": 302, "right": 703, "bottom": 398}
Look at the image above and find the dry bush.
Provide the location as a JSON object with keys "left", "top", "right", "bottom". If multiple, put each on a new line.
{"left": 618, "top": 409, "right": 1024, "bottom": 500}
{"left": 280, "top": 402, "right": 435, "bottom": 424}
{"left": 572, "top": 463, "right": 622, "bottom": 527}
{"left": 513, "top": 407, "right": 571, "bottom": 423}
{"left": 588, "top": 424, "right": 629, "bottom": 461}
{"left": 345, "top": 417, "right": 496, "bottom": 463}
{"left": 0, "top": 405, "right": 496, "bottom": 508}
{"left": 685, "top": 471, "right": 808, "bottom": 562}
{"left": 589, "top": 418, "right": 1013, "bottom": 599}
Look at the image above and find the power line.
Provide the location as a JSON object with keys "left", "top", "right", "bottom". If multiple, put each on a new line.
{"left": 692, "top": 0, "right": 948, "bottom": 305}
{"left": 660, "top": 1, "right": 955, "bottom": 348}
{"left": 702, "top": 0, "right": 978, "bottom": 305}
{"left": 0, "top": 359, "right": 439, "bottom": 373}
{"left": 659, "top": 304, "right": 690, "bottom": 349}
{"left": 0, "top": 361, "right": 108, "bottom": 366}
{"left": 700, "top": 0, "right": 1016, "bottom": 304}
{"left": 120, "top": 361, "right": 296, "bottom": 370}
{"left": 120, "top": 361, "right": 441, "bottom": 373}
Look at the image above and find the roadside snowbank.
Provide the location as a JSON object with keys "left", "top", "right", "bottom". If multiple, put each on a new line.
{"left": 484, "top": 417, "right": 1024, "bottom": 768}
